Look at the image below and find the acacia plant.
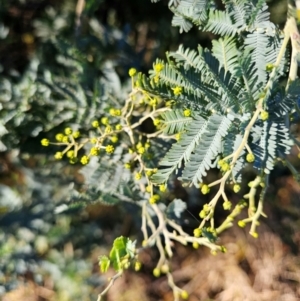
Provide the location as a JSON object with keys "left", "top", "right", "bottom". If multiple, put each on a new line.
{"left": 38, "top": 0, "right": 300, "bottom": 300}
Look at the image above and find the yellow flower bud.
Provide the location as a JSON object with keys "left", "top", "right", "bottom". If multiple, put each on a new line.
{"left": 80, "top": 155, "right": 89, "bottom": 165}
{"left": 183, "top": 109, "right": 191, "bottom": 117}
{"left": 124, "top": 162, "right": 131, "bottom": 169}
{"left": 72, "top": 131, "right": 80, "bottom": 138}
{"left": 153, "top": 268, "right": 161, "bottom": 277}
{"left": 192, "top": 242, "right": 199, "bottom": 249}
{"left": 260, "top": 110, "right": 269, "bottom": 121}
{"left": 246, "top": 153, "right": 255, "bottom": 163}
{"left": 128, "top": 68, "right": 137, "bottom": 77}
{"left": 135, "top": 172, "right": 142, "bottom": 180}
{"left": 110, "top": 135, "right": 118, "bottom": 143}
{"left": 115, "top": 124, "right": 122, "bottom": 131}
{"left": 105, "top": 145, "right": 114, "bottom": 154}
{"left": 64, "top": 127, "right": 72, "bottom": 135}
{"left": 54, "top": 152, "right": 63, "bottom": 160}
{"left": 153, "top": 62, "right": 164, "bottom": 73}
{"left": 134, "top": 261, "right": 142, "bottom": 271}
{"left": 55, "top": 133, "right": 64, "bottom": 142}
{"left": 90, "top": 147, "right": 100, "bottom": 156}
{"left": 250, "top": 232, "right": 259, "bottom": 238}
{"left": 92, "top": 120, "right": 99, "bottom": 128}
{"left": 193, "top": 228, "right": 201, "bottom": 238}
{"left": 223, "top": 201, "right": 232, "bottom": 210}
{"left": 159, "top": 184, "right": 167, "bottom": 192}
{"left": 101, "top": 117, "right": 109, "bottom": 125}
{"left": 238, "top": 220, "right": 246, "bottom": 228}
{"left": 180, "top": 290, "right": 189, "bottom": 300}
{"left": 233, "top": 184, "right": 241, "bottom": 193}
{"left": 201, "top": 184, "right": 210, "bottom": 195}
{"left": 90, "top": 137, "right": 98, "bottom": 144}
{"left": 41, "top": 138, "right": 49, "bottom": 146}
{"left": 172, "top": 86, "right": 182, "bottom": 96}
{"left": 66, "top": 150, "right": 75, "bottom": 158}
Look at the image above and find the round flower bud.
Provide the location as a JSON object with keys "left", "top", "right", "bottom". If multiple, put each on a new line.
{"left": 153, "top": 119, "right": 161, "bottom": 126}
{"left": 134, "top": 261, "right": 142, "bottom": 271}
{"left": 124, "top": 162, "right": 131, "bottom": 169}
{"left": 192, "top": 242, "right": 199, "bottom": 249}
{"left": 180, "top": 290, "right": 189, "bottom": 300}
{"left": 260, "top": 110, "right": 269, "bottom": 121}
{"left": 101, "top": 117, "right": 109, "bottom": 125}
{"left": 175, "top": 133, "right": 181, "bottom": 141}
{"left": 64, "top": 127, "right": 72, "bottom": 135}
{"left": 159, "top": 184, "right": 167, "bottom": 192}
{"left": 223, "top": 201, "right": 232, "bottom": 210}
{"left": 201, "top": 184, "right": 210, "bottom": 195}
{"left": 105, "top": 145, "right": 114, "bottom": 154}
{"left": 92, "top": 120, "right": 99, "bottom": 128}
{"left": 153, "top": 268, "right": 161, "bottom": 277}
{"left": 41, "top": 138, "right": 49, "bottom": 146}
{"left": 193, "top": 228, "right": 201, "bottom": 238}
{"left": 66, "top": 150, "right": 75, "bottom": 158}
{"left": 110, "top": 135, "right": 118, "bottom": 143}
{"left": 135, "top": 172, "right": 142, "bottom": 180}
{"left": 137, "top": 146, "right": 145, "bottom": 154}
{"left": 183, "top": 109, "right": 191, "bottom": 117}
{"left": 90, "top": 147, "right": 100, "bottom": 156}
{"left": 54, "top": 152, "right": 63, "bottom": 160}
{"left": 128, "top": 68, "right": 137, "bottom": 77}
{"left": 62, "top": 136, "right": 69, "bottom": 143}
{"left": 154, "top": 62, "right": 164, "bottom": 73}
{"left": 238, "top": 220, "right": 246, "bottom": 228}
{"left": 80, "top": 155, "right": 89, "bottom": 165}
{"left": 221, "top": 162, "right": 230, "bottom": 172}
{"left": 90, "top": 137, "right": 98, "bottom": 144}
{"left": 250, "top": 232, "right": 259, "bottom": 238}
{"left": 246, "top": 153, "right": 255, "bottom": 163}
{"left": 115, "top": 124, "right": 122, "bottom": 131}
{"left": 72, "top": 131, "right": 80, "bottom": 138}
{"left": 233, "top": 184, "right": 241, "bottom": 193}
{"left": 55, "top": 133, "right": 64, "bottom": 142}
{"left": 199, "top": 210, "right": 206, "bottom": 219}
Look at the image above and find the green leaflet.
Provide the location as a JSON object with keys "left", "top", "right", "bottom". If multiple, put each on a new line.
{"left": 205, "top": 10, "right": 238, "bottom": 37}
{"left": 99, "top": 255, "right": 110, "bottom": 273}
{"left": 99, "top": 236, "right": 136, "bottom": 273}
{"left": 162, "top": 46, "right": 242, "bottom": 114}
{"left": 170, "top": 0, "right": 210, "bottom": 33}
{"left": 225, "top": 0, "right": 249, "bottom": 32}
{"left": 109, "top": 236, "right": 132, "bottom": 271}
{"left": 244, "top": 30, "right": 270, "bottom": 86}
{"left": 152, "top": 113, "right": 232, "bottom": 185}
{"left": 151, "top": 113, "right": 208, "bottom": 184}
{"left": 181, "top": 114, "right": 232, "bottom": 185}
{"left": 212, "top": 36, "right": 239, "bottom": 75}
{"left": 161, "top": 109, "right": 193, "bottom": 135}
{"left": 251, "top": 117, "right": 293, "bottom": 174}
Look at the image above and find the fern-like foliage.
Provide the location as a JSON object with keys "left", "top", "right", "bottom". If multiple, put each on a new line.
{"left": 152, "top": 113, "right": 233, "bottom": 185}
{"left": 152, "top": 113, "right": 209, "bottom": 184}
{"left": 146, "top": 0, "right": 300, "bottom": 188}
{"left": 161, "top": 109, "right": 193, "bottom": 134}
{"left": 181, "top": 114, "right": 233, "bottom": 185}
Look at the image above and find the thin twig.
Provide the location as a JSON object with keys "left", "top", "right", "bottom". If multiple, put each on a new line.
{"left": 97, "top": 271, "right": 123, "bottom": 301}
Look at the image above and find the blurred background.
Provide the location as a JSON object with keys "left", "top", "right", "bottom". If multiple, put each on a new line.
{"left": 1, "top": 0, "right": 300, "bottom": 300}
